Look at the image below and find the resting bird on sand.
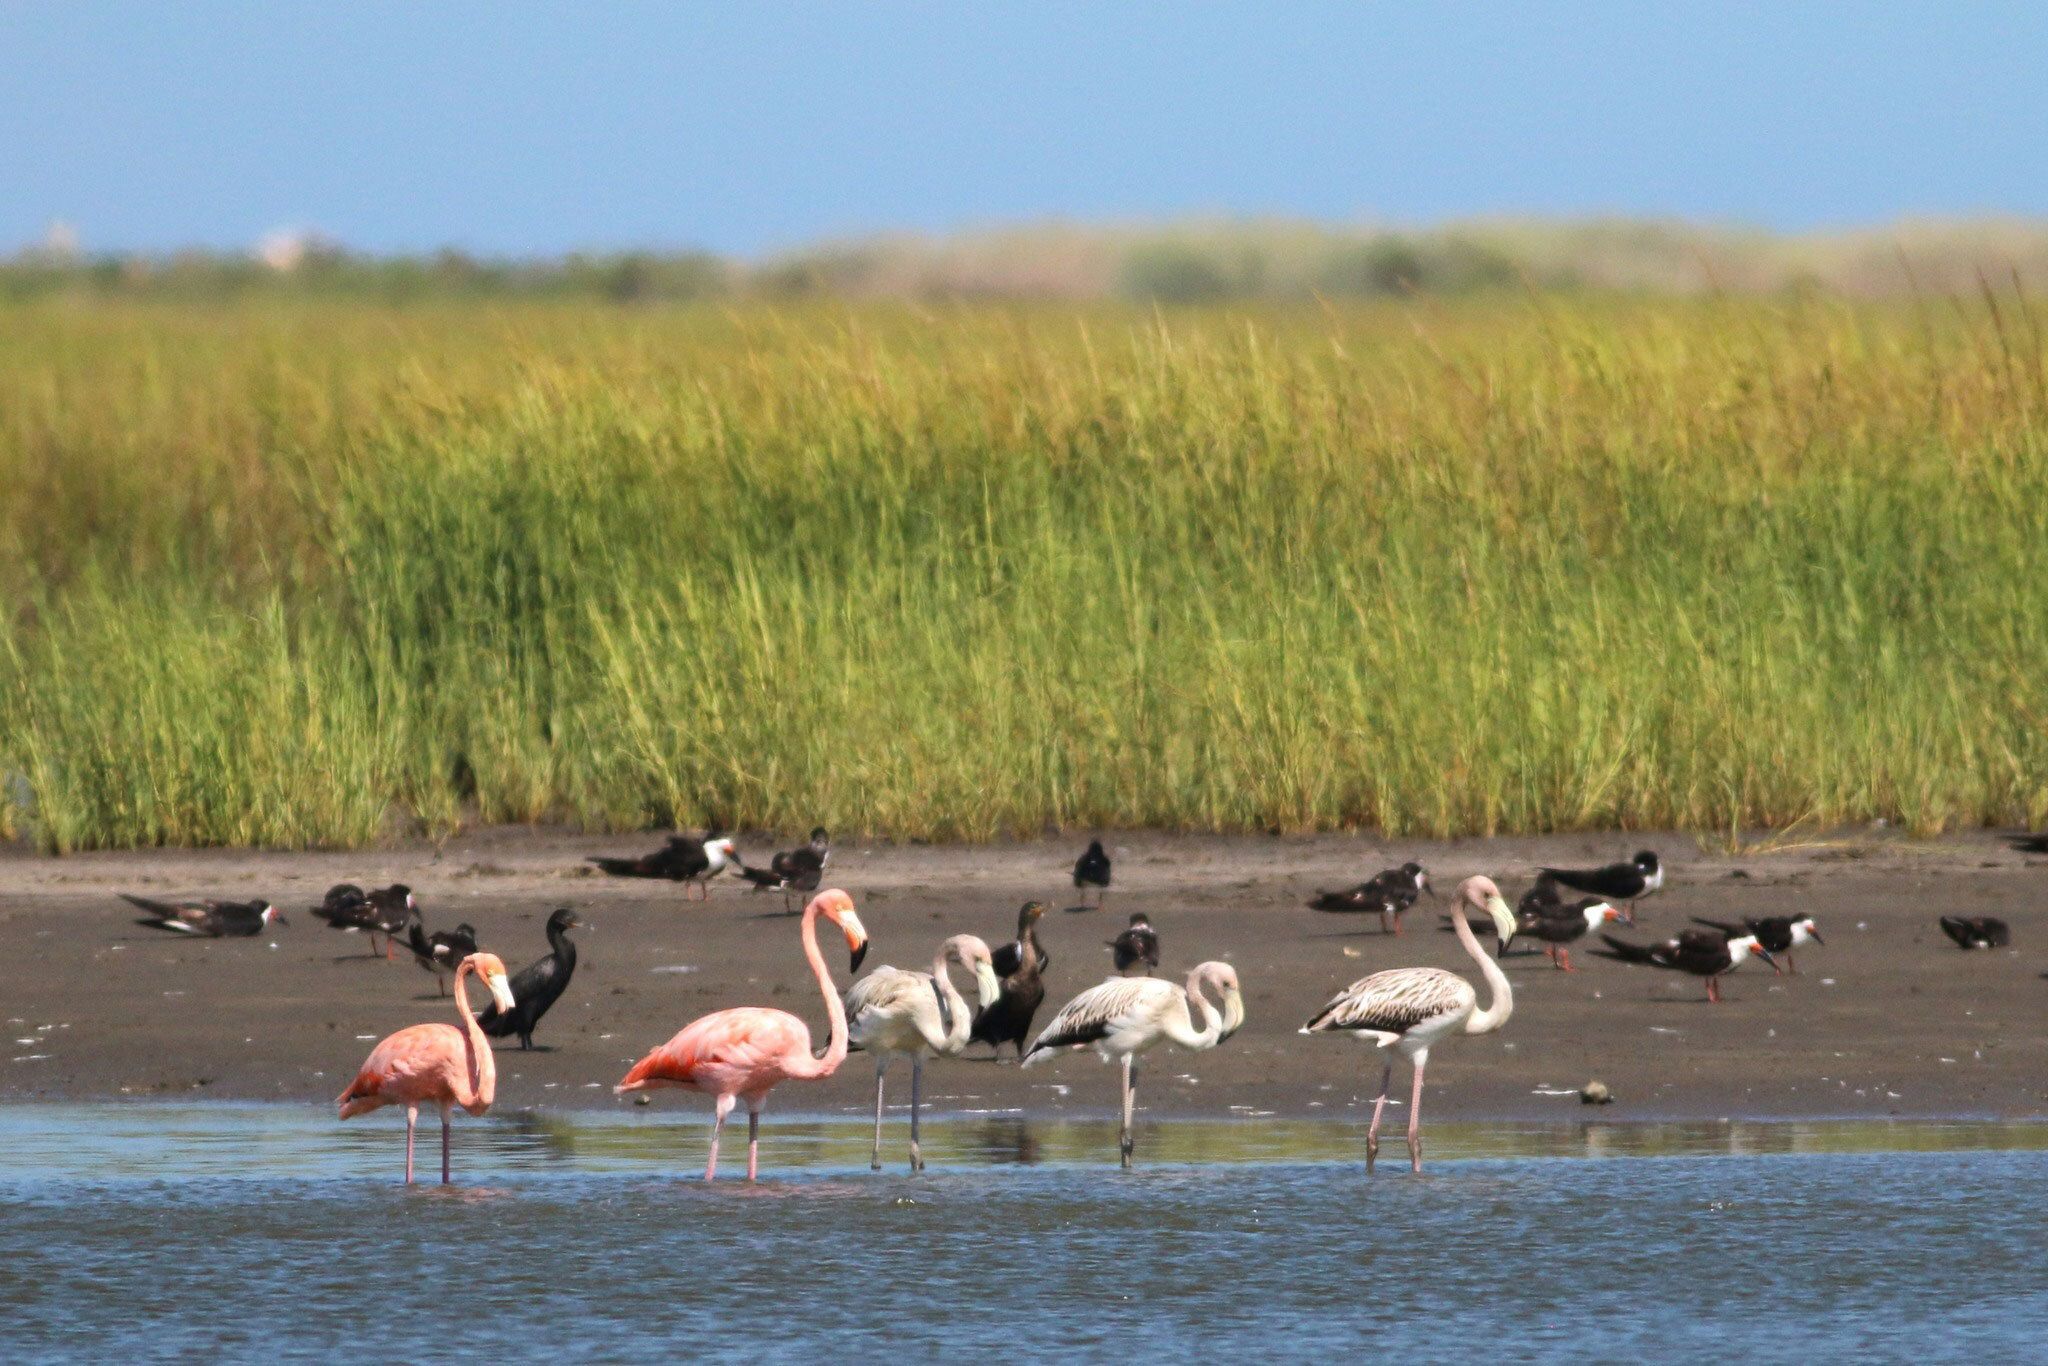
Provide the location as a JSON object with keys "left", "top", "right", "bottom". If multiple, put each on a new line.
{"left": 844, "top": 934, "right": 1002, "bottom": 1171}
{"left": 1108, "top": 913, "right": 1161, "bottom": 975}
{"left": 737, "top": 827, "right": 831, "bottom": 910}
{"left": 588, "top": 834, "right": 740, "bottom": 899}
{"left": 1025, "top": 961, "right": 1244, "bottom": 1168}
{"left": 1939, "top": 915, "right": 2010, "bottom": 949}
{"left": 1072, "top": 840, "right": 1112, "bottom": 908}
{"left": 308, "top": 883, "right": 417, "bottom": 959}
{"left": 971, "top": 901, "right": 1051, "bottom": 1058}
{"left": 1539, "top": 851, "right": 1663, "bottom": 909}
{"left": 1596, "top": 926, "right": 1775, "bottom": 1003}
{"left": 123, "top": 894, "right": 286, "bottom": 938}
{"left": 1301, "top": 875, "right": 1518, "bottom": 1173}
{"left": 477, "top": 908, "right": 584, "bottom": 1051}
{"left": 1307, "top": 862, "right": 1434, "bottom": 934}
{"left": 408, "top": 920, "right": 480, "bottom": 997}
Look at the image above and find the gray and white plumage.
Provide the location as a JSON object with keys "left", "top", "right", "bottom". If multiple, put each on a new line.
{"left": 846, "top": 934, "right": 1001, "bottom": 1059}
{"left": 1301, "top": 967, "right": 1477, "bottom": 1044}
{"left": 1023, "top": 962, "right": 1243, "bottom": 1065}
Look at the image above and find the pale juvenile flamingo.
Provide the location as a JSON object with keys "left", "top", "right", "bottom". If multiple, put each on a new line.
{"left": 845, "top": 933, "right": 1002, "bottom": 1172}
{"left": 1300, "top": 875, "right": 1519, "bottom": 1174}
{"left": 1023, "top": 961, "right": 1245, "bottom": 1168}
{"left": 337, "top": 951, "right": 517, "bottom": 1184}
{"left": 616, "top": 888, "right": 869, "bottom": 1181}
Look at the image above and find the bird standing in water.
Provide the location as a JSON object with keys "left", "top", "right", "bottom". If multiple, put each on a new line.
{"left": 1302, "top": 876, "right": 1518, "bottom": 1173}
{"left": 337, "top": 952, "right": 517, "bottom": 1184}
{"left": 1025, "top": 961, "right": 1245, "bottom": 1168}
{"left": 615, "top": 889, "right": 869, "bottom": 1181}
{"left": 844, "top": 934, "right": 1002, "bottom": 1171}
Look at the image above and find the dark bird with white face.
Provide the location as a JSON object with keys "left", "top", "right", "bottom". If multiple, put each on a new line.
{"left": 123, "top": 894, "right": 286, "bottom": 938}
{"left": 1307, "top": 862, "right": 1435, "bottom": 934}
{"left": 408, "top": 920, "right": 480, "bottom": 997}
{"left": 1692, "top": 914, "right": 1824, "bottom": 974}
{"left": 1518, "top": 899, "right": 1629, "bottom": 971}
{"left": 738, "top": 827, "right": 831, "bottom": 909}
{"left": 588, "top": 833, "right": 740, "bottom": 900}
{"left": 1108, "top": 913, "right": 1161, "bottom": 975}
{"left": 1595, "top": 926, "right": 1775, "bottom": 1003}
{"left": 1939, "top": 915, "right": 2010, "bottom": 950}
{"left": 1539, "top": 851, "right": 1663, "bottom": 907}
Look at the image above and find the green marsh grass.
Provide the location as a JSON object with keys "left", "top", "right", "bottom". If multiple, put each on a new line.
{"left": 2, "top": 296, "right": 2045, "bottom": 849}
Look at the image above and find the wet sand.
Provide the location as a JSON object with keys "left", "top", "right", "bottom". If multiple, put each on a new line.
{"left": 1, "top": 828, "right": 2043, "bottom": 1123}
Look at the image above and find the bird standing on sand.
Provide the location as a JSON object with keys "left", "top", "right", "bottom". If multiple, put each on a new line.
{"left": 1073, "top": 840, "right": 1112, "bottom": 909}
{"left": 615, "top": 889, "right": 869, "bottom": 1181}
{"left": 1108, "top": 913, "right": 1161, "bottom": 975}
{"left": 1692, "top": 914, "right": 1824, "bottom": 975}
{"left": 308, "top": 883, "right": 417, "bottom": 959}
{"left": 336, "top": 952, "right": 517, "bottom": 1184}
{"left": 971, "top": 901, "right": 1051, "bottom": 1058}
{"left": 845, "top": 934, "right": 1002, "bottom": 1171}
{"left": 1307, "top": 862, "right": 1435, "bottom": 934}
{"left": 1596, "top": 927, "right": 1775, "bottom": 1002}
{"left": 1301, "top": 875, "right": 1519, "bottom": 1173}
{"left": 1024, "top": 961, "right": 1245, "bottom": 1168}
{"left": 408, "top": 920, "right": 479, "bottom": 997}
{"left": 588, "top": 834, "right": 740, "bottom": 900}
{"left": 1939, "top": 915, "right": 2011, "bottom": 949}
{"left": 1514, "top": 898, "right": 1628, "bottom": 971}
{"left": 738, "top": 827, "right": 831, "bottom": 910}
{"left": 1539, "top": 851, "right": 1664, "bottom": 913}
{"left": 477, "top": 908, "right": 584, "bottom": 1051}
{"left": 122, "top": 894, "right": 285, "bottom": 938}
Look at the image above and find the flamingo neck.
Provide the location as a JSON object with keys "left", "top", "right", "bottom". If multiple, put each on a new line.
{"left": 1453, "top": 901, "right": 1514, "bottom": 1035}
{"left": 796, "top": 902, "right": 849, "bottom": 1078}
{"left": 1165, "top": 968, "right": 1223, "bottom": 1049}
{"left": 451, "top": 959, "right": 495, "bottom": 1111}
{"left": 931, "top": 950, "right": 970, "bottom": 1049}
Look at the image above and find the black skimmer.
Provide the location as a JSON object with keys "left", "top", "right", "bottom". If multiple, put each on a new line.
{"left": 1939, "top": 915, "right": 2011, "bottom": 949}
{"left": 307, "top": 883, "right": 418, "bottom": 959}
{"left": 737, "top": 827, "right": 830, "bottom": 909}
{"left": 588, "top": 833, "right": 740, "bottom": 899}
{"left": 1692, "top": 914, "right": 1824, "bottom": 974}
{"left": 122, "top": 894, "right": 286, "bottom": 938}
{"left": 1072, "top": 839, "right": 1112, "bottom": 909}
{"left": 2008, "top": 832, "right": 2048, "bottom": 853}
{"left": 970, "top": 901, "right": 1051, "bottom": 1058}
{"left": 1517, "top": 898, "right": 1627, "bottom": 971}
{"left": 1108, "top": 912, "right": 1161, "bottom": 975}
{"left": 1538, "top": 851, "right": 1663, "bottom": 910}
{"left": 407, "top": 920, "right": 480, "bottom": 996}
{"left": 1307, "top": 862, "right": 1434, "bottom": 933}
{"left": 477, "top": 908, "right": 584, "bottom": 1051}
{"left": 1595, "top": 927, "right": 1774, "bottom": 1002}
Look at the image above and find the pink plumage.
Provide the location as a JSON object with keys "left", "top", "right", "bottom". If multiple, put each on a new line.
{"left": 617, "top": 888, "right": 869, "bottom": 1181}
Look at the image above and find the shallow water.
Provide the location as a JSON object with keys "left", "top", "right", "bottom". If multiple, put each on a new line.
{"left": 1, "top": 1105, "right": 2041, "bottom": 1361}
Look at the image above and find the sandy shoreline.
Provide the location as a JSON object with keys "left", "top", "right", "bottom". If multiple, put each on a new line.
{"left": 2, "top": 828, "right": 2044, "bottom": 1123}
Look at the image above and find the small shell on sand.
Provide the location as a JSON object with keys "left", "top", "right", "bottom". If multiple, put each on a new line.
{"left": 1581, "top": 1080, "right": 1614, "bottom": 1105}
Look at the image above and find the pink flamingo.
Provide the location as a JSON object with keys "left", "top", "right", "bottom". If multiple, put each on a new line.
{"left": 616, "top": 888, "right": 869, "bottom": 1181}
{"left": 337, "top": 951, "right": 517, "bottom": 1184}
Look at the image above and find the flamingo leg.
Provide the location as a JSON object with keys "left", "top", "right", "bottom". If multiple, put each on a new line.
{"left": 909, "top": 1054, "right": 924, "bottom": 1173}
{"left": 404, "top": 1104, "right": 417, "bottom": 1184}
{"left": 441, "top": 1112, "right": 452, "bottom": 1184}
{"left": 746, "top": 1108, "right": 760, "bottom": 1182}
{"left": 870, "top": 1059, "right": 888, "bottom": 1172}
{"left": 1119, "top": 1055, "right": 1137, "bottom": 1169}
{"left": 1407, "top": 1062, "right": 1426, "bottom": 1173}
{"left": 706, "top": 1093, "right": 733, "bottom": 1181}
{"left": 1366, "top": 1057, "right": 1392, "bottom": 1173}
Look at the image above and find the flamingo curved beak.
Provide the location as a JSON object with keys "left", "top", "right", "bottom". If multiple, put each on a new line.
{"left": 837, "top": 908, "right": 870, "bottom": 972}
{"left": 485, "top": 971, "right": 517, "bottom": 1012}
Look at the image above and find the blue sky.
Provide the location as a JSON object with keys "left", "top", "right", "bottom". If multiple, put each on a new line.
{"left": 3, "top": 2, "right": 2045, "bottom": 257}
